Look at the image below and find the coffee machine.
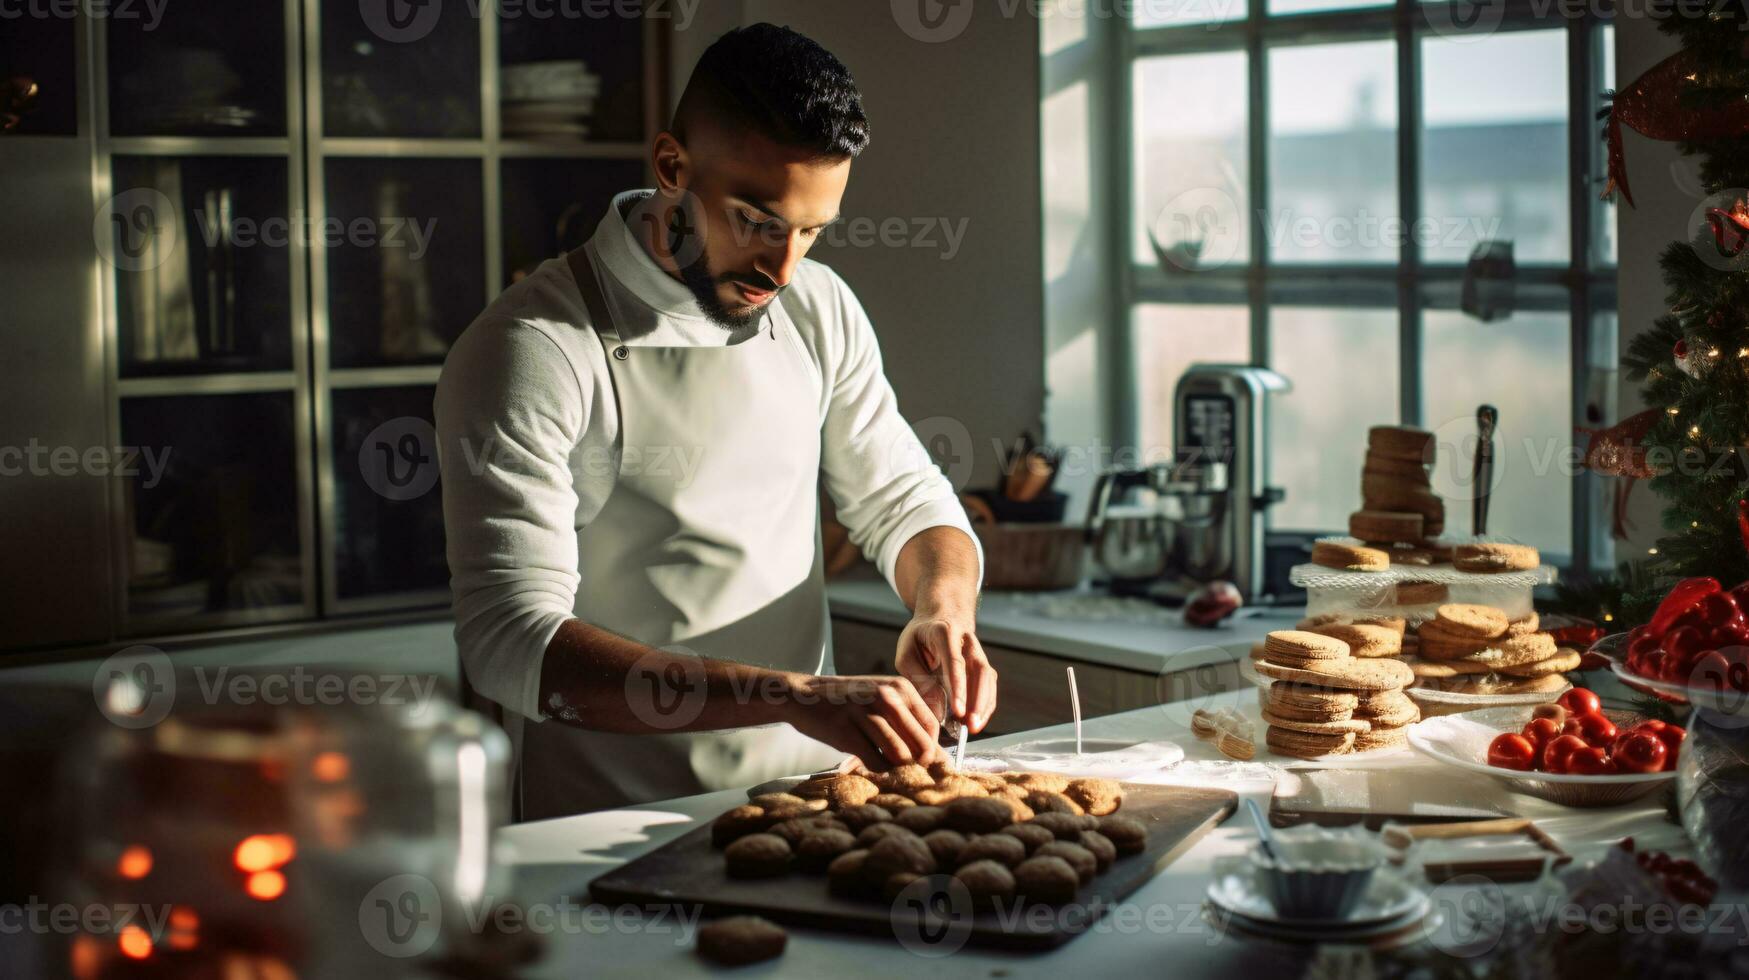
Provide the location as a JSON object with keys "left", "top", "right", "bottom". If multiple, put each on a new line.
{"left": 1086, "top": 364, "right": 1290, "bottom": 604}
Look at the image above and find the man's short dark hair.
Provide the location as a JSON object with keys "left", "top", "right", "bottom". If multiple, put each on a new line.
{"left": 671, "top": 23, "right": 869, "bottom": 160}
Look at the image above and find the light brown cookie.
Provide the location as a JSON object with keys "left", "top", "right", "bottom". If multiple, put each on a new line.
{"left": 1506, "top": 613, "right": 1542, "bottom": 637}
{"left": 870, "top": 793, "right": 916, "bottom": 811}
{"left": 1265, "top": 726, "right": 1356, "bottom": 759}
{"left": 1395, "top": 581, "right": 1449, "bottom": 605}
{"left": 1265, "top": 699, "right": 1356, "bottom": 724}
{"left": 893, "top": 805, "right": 947, "bottom": 835}
{"left": 1028, "top": 812, "right": 1089, "bottom": 841}
{"left": 724, "top": 833, "right": 792, "bottom": 878}
{"left": 1352, "top": 723, "right": 1410, "bottom": 752}
{"left": 1255, "top": 656, "right": 1415, "bottom": 691}
{"left": 711, "top": 805, "right": 768, "bottom": 848}
{"left": 1035, "top": 841, "right": 1098, "bottom": 885}
{"left": 1384, "top": 546, "right": 1437, "bottom": 567}
{"left": 877, "top": 763, "right": 935, "bottom": 794}
{"left": 826, "top": 849, "right": 872, "bottom": 897}
{"left": 1368, "top": 425, "right": 1435, "bottom": 461}
{"left": 958, "top": 832, "right": 1027, "bottom": 868}
{"left": 954, "top": 859, "right": 1017, "bottom": 905}
{"left": 1433, "top": 604, "right": 1511, "bottom": 638}
{"left": 1497, "top": 647, "right": 1582, "bottom": 677}
{"left": 1077, "top": 830, "right": 1117, "bottom": 871}
{"left": 696, "top": 915, "right": 787, "bottom": 966}
{"left": 1349, "top": 510, "right": 1425, "bottom": 545}
{"left": 796, "top": 829, "right": 858, "bottom": 870}
{"left": 945, "top": 796, "right": 1017, "bottom": 834}
{"left": 1352, "top": 691, "right": 1419, "bottom": 727}
{"left": 1097, "top": 815, "right": 1147, "bottom": 855}
{"left": 1351, "top": 616, "right": 1408, "bottom": 635}
{"left": 1261, "top": 710, "right": 1372, "bottom": 735}
{"left": 921, "top": 829, "right": 969, "bottom": 868}
{"left": 1422, "top": 672, "right": 1569, "bottom": 695}
{"left": 1013, "top": 855, "right": 1080, "bottom": 904}
{"left": 999, "top": 822, "right": 1056, "bottom": 855}
{"left": 856, "top": 823, "right": 917, "bottom": 848}
{"left": 1268, "top": 682, "right": 1361, "bottom": 716}
{"left": 1304, "top": 622, "right": 1402, "bottom": 658}
{"left": 861, "top": 833, "right": 937, "bottom": 882}
{"left": 1364, "top": 452, "right": 1433, "bottom": 481}
{"left": 1022, "top": 789, "right": 1084, "bottom": 816}
{"left": 1311, "top": 540, "right": 1391, "bottom": 572}
{"left": 1452, "top": 632, "right": 1559, "bottom": 669}
{"left": 1265, "top": 630, "right": 1352, "bottom": 661}
{"left": 1064, "top": 777, "right": 1123, "bottom": 816}
{"left": 1409, "top": 656, "right": 1496, "bottom": 678}
{"left": 1453, "top": 542, "right": 1540, "bottom": 573}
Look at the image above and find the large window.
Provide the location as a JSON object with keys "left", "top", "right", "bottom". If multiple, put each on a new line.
{"left": 1123, "top": 3, "right": 1616, "bottom": 568}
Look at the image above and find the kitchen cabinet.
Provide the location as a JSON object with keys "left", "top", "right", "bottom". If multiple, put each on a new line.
{"left": 831, "top": 615, "right": 1244, "bottom": 737}
{"left": 1, "top": 1, "right": 666, "bottom": 648}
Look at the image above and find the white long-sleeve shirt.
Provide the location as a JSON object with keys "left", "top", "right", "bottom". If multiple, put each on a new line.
{"left": 434, "top": 192, "right": 980, "bottom": 721}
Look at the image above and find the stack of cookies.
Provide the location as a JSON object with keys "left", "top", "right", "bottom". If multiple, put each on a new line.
{"left": 1250, "top": 630, "right": 1419, "bottom": 758}
{"left": 1357, "top": 425, "right": 1444, "bottom": 542}
{"left": 1407, "top": 604, "right": 1580, "bottom": 696}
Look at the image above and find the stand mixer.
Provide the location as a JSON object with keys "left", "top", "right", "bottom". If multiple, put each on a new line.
{"left": 1085, "top": 365, "right": 1290, "bottom": 605}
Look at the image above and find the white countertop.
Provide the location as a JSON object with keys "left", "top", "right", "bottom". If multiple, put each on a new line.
{"left": 494, "top": 685, "right": 1684, "bottom": 978}
{"left": 828, "top": 577, "right": 1299, "bottom": 674}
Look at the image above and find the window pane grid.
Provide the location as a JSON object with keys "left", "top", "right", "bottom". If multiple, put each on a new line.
{"left": 1123, "top": 8, "right": 1613, "bottom": 560}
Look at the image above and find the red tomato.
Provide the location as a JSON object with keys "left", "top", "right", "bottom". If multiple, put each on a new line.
{"left": 1690, "top": 651, "right": 1731, "bottom": 691}
{"left": 1701, "top": 591, "right": 1741, "bottom": 626}
{"left": 1576, "top": 712, "right": 1618, "bottom": 747}
{"left": 1633, "top": 719, "right": 1668, "bottom": 736}
{"left": 1558, "top": 689, "right": 1602, "bottom": 717}
{"left": 1655, "top": 724, "right": 1685, "bottom": 770}
{"left": 1567, "top": 746, "right": 1616, "bottom": 775}
{"left": 1487, "top": 733, "right": 1537, "bottom": 771}
{"left": 1650, "top": 578, "right": 1723, "bottom": 635}
{"left": 1521, "top": 717, "right": 1562, "bottom": 752}
{"left": 1628, "top": 630, "right": 1663, "bottom": 660}
{"left": 1613, "top": 732, "right": 1669, "bottom": 773}
{"left": 1663, "top": 625, "right": 1706, "bottom": 661}
{"left": 1730, "top": 580, "right": 1749, "bottom": 616}
{"left": 1541, "top": 734, "right": 1589, "bottom": 773}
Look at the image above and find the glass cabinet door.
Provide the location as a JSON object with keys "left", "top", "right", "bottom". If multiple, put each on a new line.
{"left": 1, "top": 13, "right": 77, "bottom": 135}
{"left": 323, "top": 157, "right": 484, "bottom": 367}
{"left": 106, "top": 0, "right": 288, "bottom": 137}
{"left": 329, "top": 386, "right": 449, "bottom": 602}
{"left": 320, "top": 0, "right": 481, "bottom": 139}
{"left": 499, "top": 7, "right": 645, "bottom": 143}
{"left": 110, "top": 155, "right": 295, "bottom": 376}
{"left": 119, "top": 392, "right": 306, "bottom": 626}
{"left": 500, "top": 158, "right": 642, "bottom": 285}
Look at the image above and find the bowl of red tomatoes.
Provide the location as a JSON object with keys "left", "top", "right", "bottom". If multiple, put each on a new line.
{"left": 1406, "top": 689, "right": 1681, "bottom": 808}
{"left": 1598, "top": 577, "right": 1749, "bottom": 714}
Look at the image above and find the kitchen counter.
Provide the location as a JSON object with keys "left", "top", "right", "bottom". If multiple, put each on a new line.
{"left": 493, "top": 685, "right": 1684, "bottom": 978}
{"left": 828, "top": 577, "right": 1299, "bottom": 675}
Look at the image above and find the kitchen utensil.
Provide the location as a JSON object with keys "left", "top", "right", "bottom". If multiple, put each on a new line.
{"left": 1380, "top": 817, "right": 1571, "bottom": 883}
{"left": 1244, "top": 798, "right": 1279, "bottom": 863}
{"left": 1066, "top": 666, "right": 1082, "bottom": 756}
{"left": 1473, "top": 405, "right": 1497, "bottom": 535}
{"left": 590, "top": 782, "right": 1237, "bottom": 950}
{"left": 1406, "top": 706, "right": 1676, "bottom": 807}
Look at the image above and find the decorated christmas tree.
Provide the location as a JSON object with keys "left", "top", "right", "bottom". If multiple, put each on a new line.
{"left": 1565, "top": 10, "right": 1749, "bottom": 627}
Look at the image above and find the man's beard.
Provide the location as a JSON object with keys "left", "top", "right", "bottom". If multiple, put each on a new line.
{"left": 668, "top": 217, "right": 782, "bottom": 330}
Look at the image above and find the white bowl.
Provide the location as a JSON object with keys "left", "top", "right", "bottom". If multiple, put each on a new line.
{"left": 1406, "top": 705, "right": 1675, "bottom": 808}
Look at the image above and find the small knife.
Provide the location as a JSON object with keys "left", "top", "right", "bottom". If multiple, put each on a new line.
{"left": 1473, "top": 405, "right": 1497, "bottom": 536}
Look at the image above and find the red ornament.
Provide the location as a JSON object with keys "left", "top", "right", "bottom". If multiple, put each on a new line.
{"left": 1674, "top": 338, "right": 1699, "bottom": 378}
{"left": 1577, "top": 408, "right": 1663, "bottom": 539}
{"left": 1706, "top": 200, "right": 1749, "bottom": 258}
{"left": 1603, "top": 51, "right": 1749, "bottom": 208}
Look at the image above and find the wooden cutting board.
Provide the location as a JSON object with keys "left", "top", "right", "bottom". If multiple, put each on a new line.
{"left": 586, "top": 782, "right": 1237, "bottom": 950}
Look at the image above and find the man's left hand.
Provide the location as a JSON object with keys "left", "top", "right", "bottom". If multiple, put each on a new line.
{"left": 894, "top": 610, "right": 996, "bottom": 734}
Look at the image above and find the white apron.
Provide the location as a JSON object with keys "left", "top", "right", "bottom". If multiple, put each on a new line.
{"left": 514, "top": 243, "right": 845, "bottom": 820}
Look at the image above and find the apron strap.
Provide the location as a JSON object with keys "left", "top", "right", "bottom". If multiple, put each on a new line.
{"left": 565, "top": 245, "right": 624, "bottom": 348}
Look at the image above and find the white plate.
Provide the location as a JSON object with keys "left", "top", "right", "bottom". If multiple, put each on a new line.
{"left": 969, "top": 737, "right": 1184, "bottom": 778}
{"left": 1406, "top": 706, "right": 1675, "bottom": 807}
{"left": 1207, "top": 862, "right": 1429, "bottom": 929}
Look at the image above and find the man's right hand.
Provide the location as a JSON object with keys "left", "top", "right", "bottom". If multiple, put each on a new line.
{"left": 780, "top": 673, "right": 943, "bottom": 770}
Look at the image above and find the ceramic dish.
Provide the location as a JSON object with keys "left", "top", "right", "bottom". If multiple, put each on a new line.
{"left": 1406, "top": 706, "right": 1675, "bottom": 808}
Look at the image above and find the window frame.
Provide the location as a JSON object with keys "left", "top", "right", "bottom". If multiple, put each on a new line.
{"left": 1111, "top": 0, "right": 1617, "bottom": 572}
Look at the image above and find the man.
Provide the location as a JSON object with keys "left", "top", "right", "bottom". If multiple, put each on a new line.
{"left": 436, "top": 24, "right": 994, "bottom": 819}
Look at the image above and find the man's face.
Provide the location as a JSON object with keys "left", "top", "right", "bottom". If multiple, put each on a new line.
{"left": 650, "top": 125, "right": 851, "bottom": 329}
